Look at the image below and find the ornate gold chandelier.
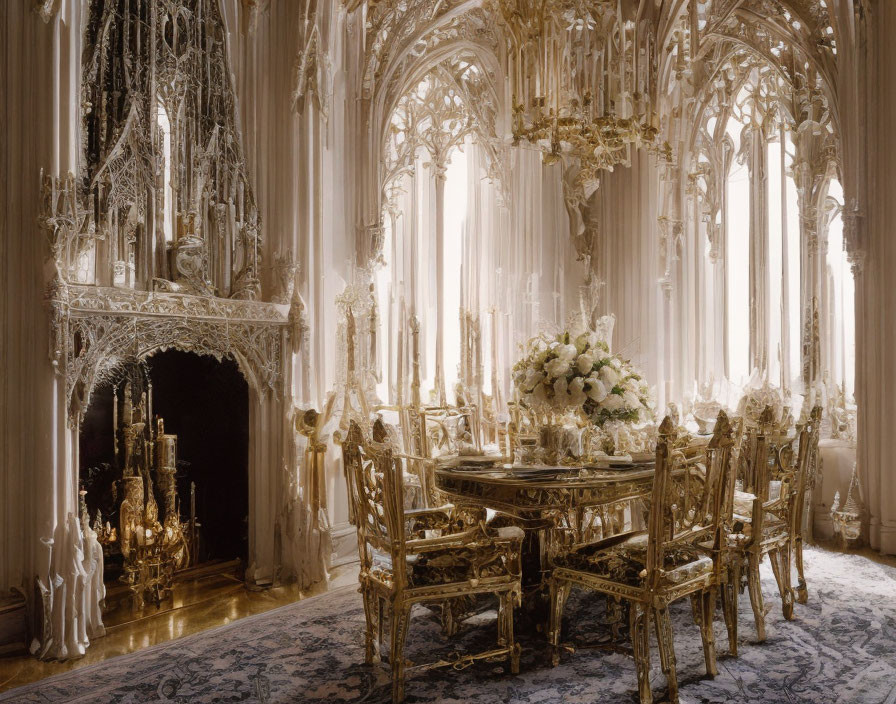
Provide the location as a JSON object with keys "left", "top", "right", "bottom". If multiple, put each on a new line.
{"left": 497, "top": 0, "right": 667, "bottom": 172}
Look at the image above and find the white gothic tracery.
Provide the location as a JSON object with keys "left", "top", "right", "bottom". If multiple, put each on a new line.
{"left": 1, "top": 0, "right": 883, "bottom": 667}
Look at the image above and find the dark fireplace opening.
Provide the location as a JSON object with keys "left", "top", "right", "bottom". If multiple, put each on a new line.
{"left": 79, "top": 350, "right": 250, "bottom": 592}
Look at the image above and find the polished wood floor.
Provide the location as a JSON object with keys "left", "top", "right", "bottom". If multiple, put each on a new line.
{"left": 0, "top": 561, "right": 358, "bottom": 694}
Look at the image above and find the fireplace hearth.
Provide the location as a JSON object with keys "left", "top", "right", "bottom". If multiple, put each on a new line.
{"left": 80, "top": 350, "right": 250, "bottom": 604}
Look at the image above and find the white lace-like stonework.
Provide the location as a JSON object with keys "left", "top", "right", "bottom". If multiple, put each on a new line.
{"left": 48, "top": 283, "right": 291, "bottom": 427}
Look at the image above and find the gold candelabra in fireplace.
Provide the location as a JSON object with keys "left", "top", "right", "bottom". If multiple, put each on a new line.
{"left": 96, "top": 379, "right": 199, "bottom": 607}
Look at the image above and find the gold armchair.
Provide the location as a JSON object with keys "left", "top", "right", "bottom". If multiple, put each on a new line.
{"left": 547, "top": 412, "right": 736, "bottom": 704}
{"left": 343, "top": 420, "right": 523, "bottom": 703}
{"left": 721, "top": 405, "right": 821, "bottom": 655}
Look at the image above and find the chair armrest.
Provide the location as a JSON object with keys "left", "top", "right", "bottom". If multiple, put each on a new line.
{"left": 404, "top": 506, "right": 462, "bottom": 538}
{"left": 406, "top": 523, "right": 524, "bottom": 556}
{"left": 404, "top": 504, "right": 487, "bottom": 538}
{"left": 405, "top": 529, "right": 481, "bottom": 554}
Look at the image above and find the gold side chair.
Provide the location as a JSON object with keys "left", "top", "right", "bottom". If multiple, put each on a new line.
{"left": 721, "top": 405, "right": 821, "bottom": 653}
{"left": 343, "top": 420, "right": 523, "bottom": 703}
{"left": 547, "top": 412, "right": 736, "bottom": 704}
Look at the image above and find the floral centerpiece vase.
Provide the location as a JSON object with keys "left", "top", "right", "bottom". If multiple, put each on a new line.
{"left": 512, "top": 330, "right": 654, "bottom": 463}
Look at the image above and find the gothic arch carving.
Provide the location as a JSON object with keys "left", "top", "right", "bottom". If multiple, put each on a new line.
{"left": 50, "top": 284, "right": 289, "bottom": 428}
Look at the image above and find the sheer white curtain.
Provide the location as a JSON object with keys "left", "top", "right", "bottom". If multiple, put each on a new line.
{"left": 377, "top": 138, "right": 582, "bottom": 412}
{"left": 592, "top": 152, "right": 665, "bottom": 403}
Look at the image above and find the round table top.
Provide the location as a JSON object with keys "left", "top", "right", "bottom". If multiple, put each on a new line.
{"left": 434, "top": 455, "right": 658, "bottom": 521}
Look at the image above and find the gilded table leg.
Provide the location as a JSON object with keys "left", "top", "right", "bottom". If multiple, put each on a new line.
{"left": 499, "top": 590, "right": 520, "bottom": 674}
{"left": 630, "top": 603, "right": 653, "bottom": 704}
{"left": 607, "top": 596, "right": 624, "bottom": 641}
{"left": 689, "top": 593, "right": 702, "bottom": 626}
{"left": 654, "top": 606, "right": 679, "bottom": 703}
{"left": 747, "top": 552, "right": 766, "bottom": 642}
{"left": 548, "top": 578, "right": 569, "bottom": 667}
{"left": 440, "top": 600, "right": 457, "bottom": 637}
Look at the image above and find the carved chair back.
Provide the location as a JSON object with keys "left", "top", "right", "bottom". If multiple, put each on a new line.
{"left": 737, "top": 406, "right": 777, "bottom": 499}
{"left": 393, "top": 406, "right": 446, "bottom": 508}
{"left": 732, "top": 404, "right": 818, "bottom": 549}
{"left": 342, "top": 421, "right": 364, "bottom": 527}
{"left": 645, "top": 411, "right": 735, "bottom": 589}
{"left": 789, "top": 406, "right": 822, "bottom": 537}
{"left": 399, "top": 403, "right": 483, "bottom": 507}
{"left": 344, "top": 420, "right": 409, "bottom": 585}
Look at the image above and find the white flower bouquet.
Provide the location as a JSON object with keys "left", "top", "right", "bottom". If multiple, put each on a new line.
{"left": 512, "top": 331, "right": 653, "bottom": 427}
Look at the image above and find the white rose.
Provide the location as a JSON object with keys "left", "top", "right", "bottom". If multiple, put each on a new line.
{"left": 623, "top": 390, "right": 642, "bottom": 410}
{"left": 576, "top": 353, "right": 595, "bottom": 375}
{"left": 545, "top": 357, "right": 571, "bottom": 377}
{"left": 557, "top": 343, "right": 578, "bottom": 362}
{"left": 568, "top": 376, "right": 586, "bottom": 405}
{"left": 611, "top": 357, "right": 622, "bottom": 370}
{"left": 602, "top": 393, "right": 625, "bottom": 411}
{"left": 552, "top": 376, "right": 569, "bottom": 406}
{"left": 533, "top": 381, "right": 548, "bottom": 403}
{"left": 585, "top": 378, "right": 608, "bottom": 402}
{"left": 599, "top": 365, "right": 619, "bottom": 388}
{"left": 523, "top": 368, "right": 544, "bottom": 392}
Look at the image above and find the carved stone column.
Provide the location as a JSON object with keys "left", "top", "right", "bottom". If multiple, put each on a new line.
{"left": 433, "top": 158, "right": 448, "bottom": 407}
{"left": 690, "top": 124, "right": 734, "bottom": 383}
{"left": 792, "top": 119, "right": 835, "bottom": 394}
{"left": 657, "top": 158, "right": 682, "bottom": 405}
{"left": 801, "top": 216, "right": 822, "bottom": 391}
{"left": 741, "top": 123, "right": 770, "bottom": 374}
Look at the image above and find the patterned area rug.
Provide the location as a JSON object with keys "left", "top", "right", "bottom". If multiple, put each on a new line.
{"left": 4, "top": 547, "right": 896, "bottom": 703}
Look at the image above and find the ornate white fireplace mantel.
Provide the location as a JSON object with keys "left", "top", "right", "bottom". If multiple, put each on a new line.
{"left": 33, "top": 275, "right": 318, "bottom": 660}
{"left": 49, "top": 283, "right": 293, "bottom": 426}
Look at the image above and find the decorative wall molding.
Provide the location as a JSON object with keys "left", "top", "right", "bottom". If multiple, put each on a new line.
{"left": 48, "top": 283, "right": 290, "bottom": 428}
{"left": 80, "top": 0, "right": 262, "bottom": 297}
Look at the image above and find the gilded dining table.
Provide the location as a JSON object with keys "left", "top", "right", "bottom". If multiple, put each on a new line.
{"left": 433, "top": 457, "right": 658, "bottom": 528}
{"left": 433, "top": 456, "right": 661, "bottom": 626}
